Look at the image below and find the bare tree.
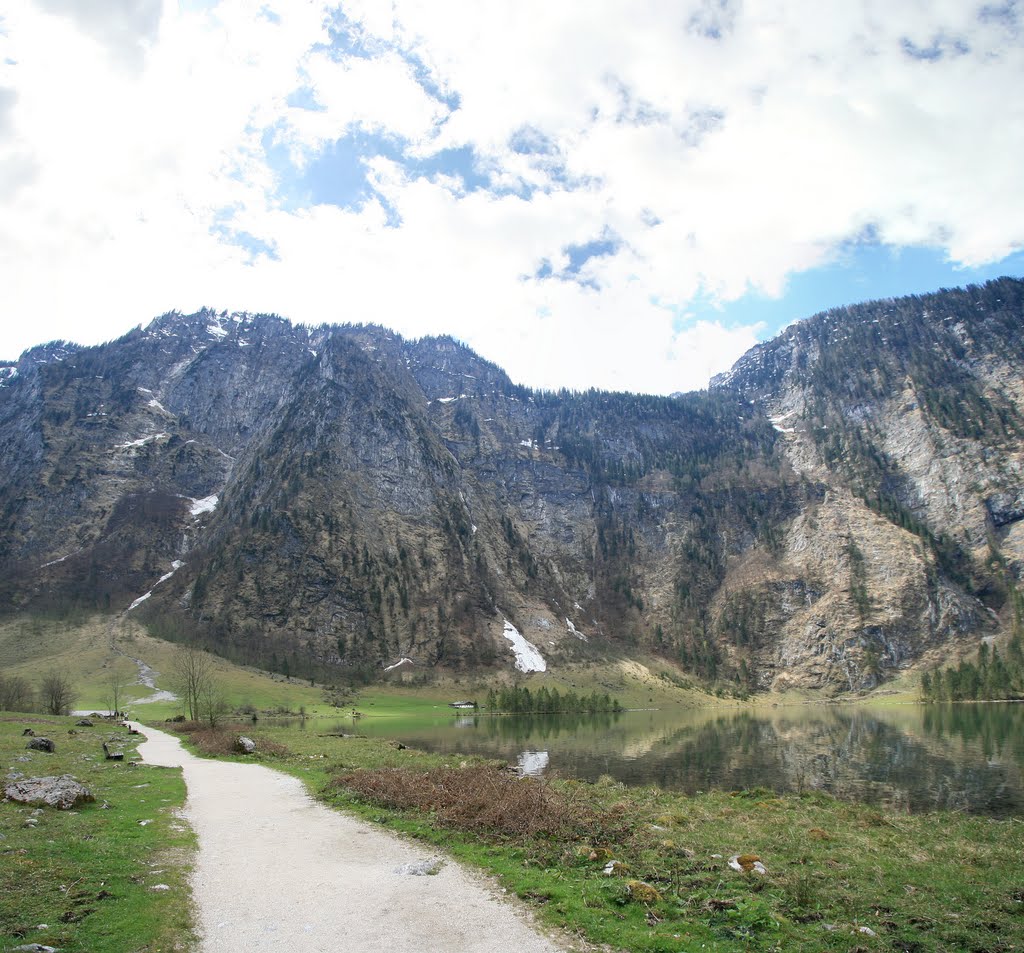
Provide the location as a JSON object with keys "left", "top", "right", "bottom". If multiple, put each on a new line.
{"left": 0, "top": 673, "right": 35, "bottom": 712}
{"left": 39, "top": 669, "right": 77, "bottom": 715}
{"left": 172, "top": 644, "right": 218, "bottom": 722}
{"left": 198, "top": 673, "right": 228, "bottom": 727}
{"left": 106, "top": 663, "right": 130, "bottom": 716}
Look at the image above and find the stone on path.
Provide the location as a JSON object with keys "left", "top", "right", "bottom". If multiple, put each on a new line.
{"left": 395, "top": 857, "right": 444, "bottom": 876}
{"left": 4, "top": 775, "right": 95, "bottom": 810}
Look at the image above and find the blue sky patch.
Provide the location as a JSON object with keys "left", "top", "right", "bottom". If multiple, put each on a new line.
{"left": 688, "top": 243, "right": 1024, "bottom": 340}
{"left": 564, "top": 237, "right": 620, "bottom": 276}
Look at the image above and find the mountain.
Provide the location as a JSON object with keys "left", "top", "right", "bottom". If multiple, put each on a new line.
{"left": 2, "top": 279, "right": 1023, "bottom": 692}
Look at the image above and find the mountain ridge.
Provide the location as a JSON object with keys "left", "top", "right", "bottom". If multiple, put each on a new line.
{"left": 2, "top": 278, "right": 1022, "bottom": 693}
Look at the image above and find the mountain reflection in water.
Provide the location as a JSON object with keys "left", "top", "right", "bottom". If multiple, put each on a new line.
{"left": 355, "top": 703, "right": 1024, "bottom": 816}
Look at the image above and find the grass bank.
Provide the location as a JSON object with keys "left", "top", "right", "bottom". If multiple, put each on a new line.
{"left": 165, "top": 717, "right": 1024, "bottom": 953}
{"left": 0, "top": 714, "right": 193, "bottom": 953}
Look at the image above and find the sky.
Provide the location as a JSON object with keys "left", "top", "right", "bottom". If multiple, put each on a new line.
{"left": 1, "top": 1, "right": 1023, "bottom": 395}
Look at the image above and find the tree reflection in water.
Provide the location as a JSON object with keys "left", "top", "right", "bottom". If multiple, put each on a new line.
{"left": 357, "top": 704, "right": 1024, "bottom": 815}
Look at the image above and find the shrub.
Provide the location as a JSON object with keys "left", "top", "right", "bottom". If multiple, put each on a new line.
{"left": 331, "top": 764, "right": 628, "bottom": 842}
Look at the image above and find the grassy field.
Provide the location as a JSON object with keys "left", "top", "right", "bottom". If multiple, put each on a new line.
{"left": 2, "top": 609, "right": 766, "bottom": 723}
{"left": 0, "top": 714, "right": 193, "bottom": 952}
{"left": 162, "top": 716, "right": 1024, "bottom": 953}
{"left": 7, "top": 611, "right": 1021, "bottom": 951}
{"left": 0, "top": 613, "right": 334, "bottom": 719}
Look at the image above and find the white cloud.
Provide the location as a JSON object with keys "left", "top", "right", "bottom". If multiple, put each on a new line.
{"left": 31, "top": 0, "right": 163, "bottom": 69}
{"left": 283, "top": 50, "right": 447, "bottom": 160}
{"left": 0, "top": 0, "right": 1022, "bottom": 393}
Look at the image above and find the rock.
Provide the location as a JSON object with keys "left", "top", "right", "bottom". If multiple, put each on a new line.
{"left": 394, "top": 857, "right": 444, "bottom": 876}
{"left": 75, "top": 719, "right": 93, "bottom": 727}
{"left": 11, "top": 944, "right": 59, "bottom": 952}
{"left": 235, "top": 736, "right": 257, "bottom": 754}
{"left": 22, "top": 728, "right": 35, "bottom": 736}
{"left": 150, "top": 884, "right": 171, "bottom": 891}
{"left": 4, "top": 775, "right": 95, "bottom": 810}
{"left": 626, "top": 880, "right": 662, "bottom": 904}
{"left": 602, "top": 860, "right": 630, "bottom": 876}
{"left": 728, "top": 853, "right": 767, "bottom": 874}
{"left": 26, "top": 737, "right": 55, "bottom": 753}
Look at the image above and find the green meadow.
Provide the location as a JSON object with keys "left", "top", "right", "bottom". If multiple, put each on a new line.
{"left": 0, "top": 715, "right": 193, "bottom": 952}
{"left": 3, "top": 611, "right": 1022, "bottom": 952}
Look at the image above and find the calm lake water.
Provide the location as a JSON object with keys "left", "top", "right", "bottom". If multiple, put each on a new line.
{"left": 343, "top": 703, "right": 1024, "bottom": 816}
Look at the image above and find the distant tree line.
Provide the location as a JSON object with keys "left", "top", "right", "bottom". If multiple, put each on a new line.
{"left": 484, "top": 685, "right": 622, "bottom": 714}
{"left": 919, "top": 637, "right": 1024, "bottom": 702}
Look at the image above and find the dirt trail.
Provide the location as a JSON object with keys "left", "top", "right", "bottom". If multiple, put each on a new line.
{"left": 136, "top": 724, "right": 569, "bottom": 953}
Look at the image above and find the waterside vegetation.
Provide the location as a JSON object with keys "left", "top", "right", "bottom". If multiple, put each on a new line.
{"left": 484, "top": 684, "right": 623, "bottom": 714}
{"left": 919, "top": 635, "right": 1024, "bottom": 702}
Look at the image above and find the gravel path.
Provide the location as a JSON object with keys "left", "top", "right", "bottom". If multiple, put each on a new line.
{"left": 136, "top": 724, "right": 569, "bottom": 953}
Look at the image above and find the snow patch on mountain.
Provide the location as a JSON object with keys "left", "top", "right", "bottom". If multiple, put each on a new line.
{"left": 383, "top": 657, "right": 414, "bottom": 672}
{"left": 502, "top": 619, "right": 547, "bottom": 673}
{"left": 116, "top": 432, "right": 169, "bottom": 450}
{"left": 190, "top": 495, "right": 219, "bottom": 516}
{"left": 566, "top": 618, "right": 588, "bottom": 641}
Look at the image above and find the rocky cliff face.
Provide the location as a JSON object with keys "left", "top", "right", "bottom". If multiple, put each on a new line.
{"left": 2, "top": 279, "right": 1022, "bottom": 691}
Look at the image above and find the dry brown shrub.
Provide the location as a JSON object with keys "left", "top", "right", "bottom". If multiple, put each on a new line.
{"left": 171, "top": 721, "right": 289, "bottom": 757}
{"left": 332, "top": 764, "right": 621, "bottom": 841}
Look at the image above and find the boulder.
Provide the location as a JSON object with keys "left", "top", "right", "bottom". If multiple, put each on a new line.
{"left": 4, "top": 775, "right": 94, "bottom": 810}
{"left": 235, "top": 736, "right": 257, "bottom": 754}
{"left": 26, "top": 737, "right": 55, "bottom": 753}
{"left": 75, "top": 719, "right": 94, "bottom": 727}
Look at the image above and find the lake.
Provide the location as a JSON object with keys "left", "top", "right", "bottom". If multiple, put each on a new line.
{"left": 344, "top": 702, "right": 1024, "bottom": 816}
